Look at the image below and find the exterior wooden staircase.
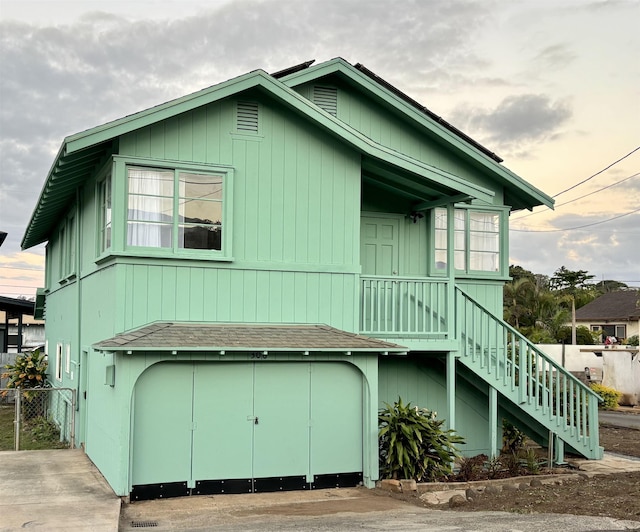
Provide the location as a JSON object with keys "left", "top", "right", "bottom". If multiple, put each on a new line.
{"left": 455, "top": 286, "right": 603, "bottom": 460}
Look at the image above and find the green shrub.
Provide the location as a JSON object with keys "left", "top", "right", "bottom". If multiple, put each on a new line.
{"left": 590, "top": 383, "right": 621, "bottom": 410}
{"left": 501, "top": 419, "right": 526, "bottom": 455}
{"left": 625, "top": 335, "right": 639, "bottom": 346}
{"left": 379, "top": 397, "right": 464, "bottom": 482}
{"left": 556, "top": 326, "right": 598, "bottom": 345}
{"left": 457, "top": 454, "right": 486, "bottom": 481}
{"left": 1, "top": 349, "right": 48, "bottom": 391}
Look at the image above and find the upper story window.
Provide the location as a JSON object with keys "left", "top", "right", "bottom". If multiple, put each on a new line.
{"left": 98, "top": 173, "right": 112, "bottom": 253}
{"left": 127, "top": 165, "right": 224, "bottom": 252}
{"left": 57, "top": 211, "right": 76, "bottom": 281}
{"left": 434, "top": 207, "right": 502, "bottom": 274}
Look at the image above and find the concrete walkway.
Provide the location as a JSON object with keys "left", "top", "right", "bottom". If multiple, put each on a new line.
{"left": 0, "top": 449, "right": 121, "bottom": 531}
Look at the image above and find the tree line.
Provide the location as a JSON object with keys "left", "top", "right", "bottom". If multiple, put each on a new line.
{"left": 503, "top": 265, "right": 635, "bottom": 345}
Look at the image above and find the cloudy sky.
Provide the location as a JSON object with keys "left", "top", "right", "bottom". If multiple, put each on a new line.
{"left": 1, "top": 0, "right": 639, "bottom": 298}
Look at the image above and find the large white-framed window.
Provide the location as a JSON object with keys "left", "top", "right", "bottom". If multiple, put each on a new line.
{"left": 433, "top": 207, "right": 504, "bottom": 275}
{"left": 124, "top": 161, "right": 233, "bottom": 257}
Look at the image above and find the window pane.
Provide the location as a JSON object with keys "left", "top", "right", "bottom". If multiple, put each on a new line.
{"left": 454, "top": 210, "right": 465, "bottom": 230}
{"left": 128, "top": 195, "right": 173, "bottom": 222}
{"left": 128, "top": 167, "right": 174, "bottom": 196}
{"left": 179, "top": 225, "right": 222, "bottom": 250}
{"left": 435, "top": 250, "right": 447, "bottom": 269}
{"left": 179, "top": 173, "right": 222, "bottom": 200}
{"left": 434, "top": 208, "right": 447, "bottom": 230}
{"left": 435, "top": 228, "right": 447, "bottom": 249}
{"left": 127, "top": 222, "right": 172, "bottom": 248}
{"left": 179, "top": 200, "right": 222, "bottom": 224}
{"left": 470, "top": 231, "right": 499, "bottom": 252}
{"left": 470, "top": 251, "right": 499, "bottom": 271}
{"left": 469, "top": 212, "right": 498, "bottom": 231}
{"left": 454, "top": 250, "right": 466, "bottom": 270}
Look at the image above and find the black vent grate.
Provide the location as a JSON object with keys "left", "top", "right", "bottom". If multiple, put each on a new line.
{"left": 312, "top": 86, "right": 338, "bottom": 116}
{"left": 237, "top": 101, "right": 259, "bottom": 132}
{"left": 130, "top": 521, "right": 158, "bottom": 528}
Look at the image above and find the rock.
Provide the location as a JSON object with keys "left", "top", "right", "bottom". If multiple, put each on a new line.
{"left": 502, "top": 483, "right": 518, "bottom": 491}
{"left": 519, "top": 482, "right": 529, "bottom": 490}
{"left": 379, "top": 479, "right": 402, "bottom": 493}
{"left": 530, "top": 479, "right": 543, "bottom": 487}
{"left": 485, "top": 485, "right": 501, "bottom": 495}
{"left": 400, "top": 479, "right": 417, "bottom": 492}
{"left": 449, "top": 494, "right": 468, "bottom": 508}
{"left": 465, "top": 487, "right": 483, "bottom": 499}
{"left": 420, "top": 489, "right": 466, "bottom": 505}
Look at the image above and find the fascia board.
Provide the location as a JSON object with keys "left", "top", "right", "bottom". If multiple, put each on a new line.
{"left": 283, "top": 60, "right": 553, "bottom": 209}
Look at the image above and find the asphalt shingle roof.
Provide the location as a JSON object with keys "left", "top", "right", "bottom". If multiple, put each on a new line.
{"left": 575, "top": 291, "right": 640, "bottom": 321}
{"left": 93, "top": 323, "right": 407, "bottom": 353}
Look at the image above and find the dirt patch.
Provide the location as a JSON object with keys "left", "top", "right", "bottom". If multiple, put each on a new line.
{"left": 378, "top": 423, "right": 640, "bottom": 521}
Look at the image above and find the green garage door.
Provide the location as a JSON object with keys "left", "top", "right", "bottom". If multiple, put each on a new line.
{"left": 131, "top": 361, "right": 362, "bottom": 499}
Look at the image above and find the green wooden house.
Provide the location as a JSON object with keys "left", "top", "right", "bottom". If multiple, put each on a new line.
{"left": 23, "top": 58, "right": 602, "bottom": 500}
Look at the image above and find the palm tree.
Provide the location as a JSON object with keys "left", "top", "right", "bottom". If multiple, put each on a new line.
{"left": 504, "top": 277, "right": 534, "bottom": 329}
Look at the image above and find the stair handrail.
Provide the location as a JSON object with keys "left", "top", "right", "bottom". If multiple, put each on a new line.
{"left": 455, "top": 285, "right": 602, "bottom": 399}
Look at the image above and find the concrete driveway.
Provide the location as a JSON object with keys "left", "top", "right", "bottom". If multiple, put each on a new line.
{"left": 0, "top": 449, "right": 120, "bottom": 531}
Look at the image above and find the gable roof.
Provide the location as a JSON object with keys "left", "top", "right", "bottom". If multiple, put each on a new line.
{"left": 93, "top": 322, "right": 407, "bottom": 353}
{"left": 575, "top": 291, "right": 640, "bottom": 321}
{"left": 279, "top": 58, "right": 553, "bottom": 212}
{"left": 22, "top": 58, "right": 552, "bottom": 250}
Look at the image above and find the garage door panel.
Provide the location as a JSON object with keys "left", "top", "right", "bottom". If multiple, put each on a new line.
{"left": 310, "top": 363, "right": 363, "bottom": 475}
{"left": 192, "top": 363, "right": 254, "bottom": 481}
{"left": 132, "top": 363, "right": 193, "bottom": 486}
{"left": 253, "top": 363, "right": 310, "bottom": 479}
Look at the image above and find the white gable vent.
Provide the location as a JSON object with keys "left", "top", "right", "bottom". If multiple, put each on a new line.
{"left": 237, "top": 101, "right": 259, "bottom": 133}
{"left": 312, "top": 86, "right": 338, "bottom": 116}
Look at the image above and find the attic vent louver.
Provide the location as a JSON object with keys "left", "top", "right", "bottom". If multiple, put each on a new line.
{"left": 312, "top": 86, "right": 338, "bottom": 117}
{"left": 237, "top": 101, "right": 259, "bottom": 133}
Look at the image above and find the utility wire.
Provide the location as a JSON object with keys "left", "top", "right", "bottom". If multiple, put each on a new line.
{"left": 510, "top": 207, "right": 640, "bottom": 232}
{"left": 512, "top": 172, "right": 640, "bottom": 220}
{"left": 552, "top": 146, "right": 639, "bottom": 198}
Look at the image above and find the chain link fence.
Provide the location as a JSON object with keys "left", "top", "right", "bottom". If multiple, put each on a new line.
{"left": 0, "top": 388, "right": 75, "bottom": 451}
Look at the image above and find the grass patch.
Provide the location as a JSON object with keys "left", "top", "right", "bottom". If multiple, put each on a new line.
{"left": 0, "top": 404, "right": 15, "bottom": 450}
{"left": 0, "top": 403, "right": 66, "bottom": 451}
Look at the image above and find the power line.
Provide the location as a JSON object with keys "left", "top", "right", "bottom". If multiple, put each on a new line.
{"left": 510, "top": 207, "right": 640, "bottom": 232}
{"left": 512, "top": 172, "right": 640, "bottom": 220}
{"left": 552, "top": 146, "right": 639, "bottom": 198}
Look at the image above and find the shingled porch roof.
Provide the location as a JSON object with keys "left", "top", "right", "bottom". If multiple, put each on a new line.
{"left": 93, "top": 322, "right": 407, "bottom": 353}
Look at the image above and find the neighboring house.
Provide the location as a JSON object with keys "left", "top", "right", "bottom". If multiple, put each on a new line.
{"left": 0, "top": 296, "right": 44, "bottom": 353}
{"left": 575, "top": 290, "right": 640, "bottom": 342}
{"left": 22, "top": 58, "right": 602, "bottom": 500}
